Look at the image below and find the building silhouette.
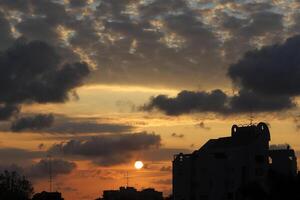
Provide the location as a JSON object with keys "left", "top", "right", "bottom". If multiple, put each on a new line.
{"left": 32, "top": 191, "right": 64, "bottom": 200}
{"left": 96, "top": 186, "right": 163, "bottom": 200}
{"left": 173, "top": 122, "right": 297, "bottom": 200}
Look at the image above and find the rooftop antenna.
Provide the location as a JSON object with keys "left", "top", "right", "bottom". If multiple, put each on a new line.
{"left": 249, "top": 105, "right": 254, "bottom": 125}
{"left": 47, "top": 154, "right": 53, "bottom": 192}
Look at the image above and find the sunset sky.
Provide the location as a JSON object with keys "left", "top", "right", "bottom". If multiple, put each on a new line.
{"left": 1, "top": 0, "right": 300, "bottom": 199}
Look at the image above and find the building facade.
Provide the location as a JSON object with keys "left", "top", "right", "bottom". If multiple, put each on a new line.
{"left": 173, "top": 122, "right": 297, "bottom": 200}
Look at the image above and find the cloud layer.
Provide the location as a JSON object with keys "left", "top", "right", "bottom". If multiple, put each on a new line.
{"left": 49, "top": 132, "right": 161, "bottom": 166}
{"left": 0, "top": 0, "right": 299, "bottom": 90}
{"left": 143, "top": 35, "right": 300, "bottom": 115}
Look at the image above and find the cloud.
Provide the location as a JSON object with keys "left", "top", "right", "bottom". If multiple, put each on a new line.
{"left": 228, "top": 35, "right": 300, "bottom": 96}
{"left": 0, "top": 104, "right": 19, "bottom": 121}
{"left": 142, "top": 89, "right": 294, "bottom": 116}
{"left": 0, "top": 114, "right": 134, "bottom": 134}
{"left": 142, "top": 90, "right": 228, "bottom": 115}
{"left": 49, "top": 132, "right": 161, "bottom": 166}
{"left": 0, "top": 0, "right": 296, "bottom": 91}
{"left": 0, "top": 147, "right": 44, "bottom": 165}
{"left": 0, "top": 11, "right": 14, "bottom": 50}
{"left": 0, "top": 158, "right": 76, "bottom": 179}
{"left": 28, "top": 158, "right": 76, "bottom": 179}
{"left": 143, "top": 35, "right": 300, "bottom": 116}
{"left": 0, "top": 40, "right": 90, "bottom": 120}
{"left": 46, "top": 118, "right": 133, "bottom": 134}
{"left": 11, "top": 114, "right": 54, "bottom": 132}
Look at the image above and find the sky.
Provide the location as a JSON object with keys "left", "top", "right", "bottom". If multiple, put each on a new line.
{"left": 1, "top": 0, "right": 300, "bottom": 199}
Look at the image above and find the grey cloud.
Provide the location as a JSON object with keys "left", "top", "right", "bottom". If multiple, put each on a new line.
{"left": 49, "top": 132, "right": 161, "bottom": 166}
{"left": 142, "top": 89, "right": 294, "bottom": 116}
{"left": 0, "top": 104, "right": 19, "bottom": 121}
{"left": 68, "top": 0, "right": 87, "bottom": 8}
{"left": 142, "top": 90, "right": 228, "bottom": 116}
{"left": 0, "top": 114, "right": 134, "bottom": 134}
{"left": 228, "top": 35, "right": 300, "bottom": 96}
{"left": 0, "top": 158, "right": 76, "bottom": 179}
{"left": 0, "top": 11, "right": 14, "bottom": 50}
{"left": 28, "top": 158, "right": 76, "bottom": 178}
{"left": 0, "top": 0, "right": 298, "bottom": 96}
{"left": 0, "top": 148, "right": 44, "bottom": 165}
{"left": 11, "top": 114, "right": 54, "bottom": 132}
{"left": 143, "top": 35, "right": 300, "bottom": 116}
{"left": 0, "top": 40, "right": 90, "bottom": 120}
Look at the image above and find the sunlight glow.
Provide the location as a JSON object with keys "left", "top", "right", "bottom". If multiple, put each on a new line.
{"left": 134, "top": 161, "right": 144, "bottom": 170}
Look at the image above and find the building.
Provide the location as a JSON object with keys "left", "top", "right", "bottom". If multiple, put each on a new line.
{"left": 173, "top": 122, "right": 297, "bottom": 200}
{"left": 96, "top": 186, "right": 163, "bottom": 200}
{"left": 32, "top": 191, "right": 64, "bottom": 200}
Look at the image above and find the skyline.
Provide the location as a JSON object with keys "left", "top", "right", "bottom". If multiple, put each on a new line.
{"left": 1, "top": 0, "right": 300, "bottom": 199}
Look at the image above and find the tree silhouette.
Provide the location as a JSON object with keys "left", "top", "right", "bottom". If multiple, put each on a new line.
{"left": 0, "top": 170, "right": 34, "bottom": 200}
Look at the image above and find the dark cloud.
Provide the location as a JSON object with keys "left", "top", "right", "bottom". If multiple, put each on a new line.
{"left": 0, "top": 0, "right": 294, "bottom": 90}
{"left": 46, "top": 117, "right": 133, "bottom": 134}
{"left": 0, "top": 148, "right": 44, "bottom": 165}
{"left": 143, "top": 88, "right": 295, "bottom": 116}
{"left": 143, "top": 35, "right": 300, "bottom": 116}
{"left": 229, "top": 35, "right": 300, "bottom": 96}
{"left": 0, "top": 0, "right": 29, "bottom": 12}
{"left": 0, "top": 40, "right": 90, "bottom": 120}
{"left": 49, "top": 132, "right": 161, "bottom": 166}
{"left": 11, "top": 114, "right": 54, "bottom": 132}
{"left": 0, "top": 104, "right": 19, "bottom": 121}
{"left": 0, "top": 114, "right": 134, "bottom": 134}
{"left": 68, "top": 0, "right": 87, "bottom": 8}
{"left": 230, "top": 90, "right": 294, "bottom": 113}
{"left": 0, "top": 11, "right": 14, "bottom": 50}
{"left": 0, "top": 158, "right": 76, "bottom": 180}
{"left": 142, "top": 90, "right": 228, "bottom": 115}
{"left": 28, "top": 158, "right": 76, "bottom": 179}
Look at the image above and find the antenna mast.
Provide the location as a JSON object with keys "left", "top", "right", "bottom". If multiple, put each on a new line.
{"left": 126, "top": 171, "right": 129, "bottom": 188}
{"left": 47, "top": 155, "right": 52, "bottom": 192}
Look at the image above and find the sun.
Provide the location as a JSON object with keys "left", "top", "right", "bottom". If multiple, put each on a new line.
{"left": 134, "top": 161, "right": 144, "bottom": 170}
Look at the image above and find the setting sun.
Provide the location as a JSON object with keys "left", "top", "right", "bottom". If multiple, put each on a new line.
{"left": 134, "top": 161, "right": 144, "bottom": 170}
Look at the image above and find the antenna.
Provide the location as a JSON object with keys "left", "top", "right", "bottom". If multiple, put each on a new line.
{"left": 126, "top": 171, "right": 129, "bottom": 188}
{"left": 249, "top": 105, "right": 254, "bottom": 125}
{"left": 47, "top": 155, "right": 52, "bottom": 192}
